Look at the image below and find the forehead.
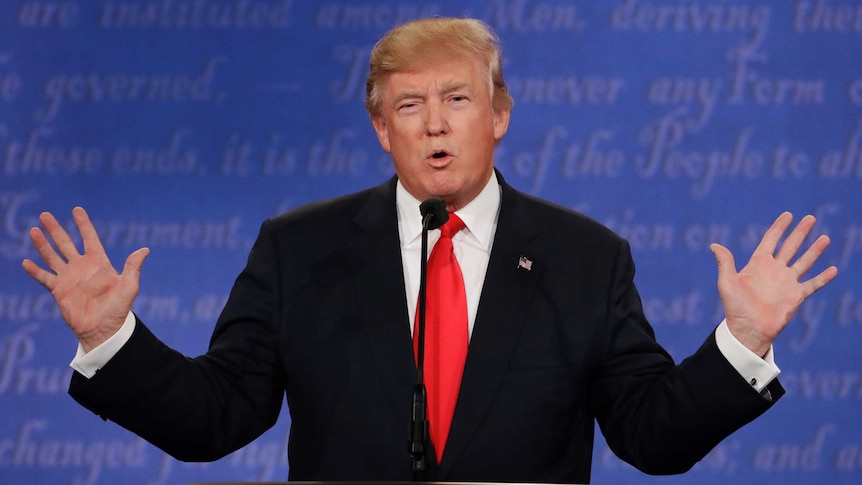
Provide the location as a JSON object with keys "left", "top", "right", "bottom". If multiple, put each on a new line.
{"left": 381, "top": 54, "right": 489, "bottom": 97}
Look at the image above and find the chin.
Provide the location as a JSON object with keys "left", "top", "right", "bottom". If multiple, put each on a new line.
{"left": 426, "top": 183, "right": 460, "bottom": 201}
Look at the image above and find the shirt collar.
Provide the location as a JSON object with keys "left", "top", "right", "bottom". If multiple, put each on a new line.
{"left": 396, "top": 172, "right": 501, "bottom": 250}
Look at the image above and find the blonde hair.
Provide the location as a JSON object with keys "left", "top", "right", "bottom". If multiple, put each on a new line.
{"left": 365, "top": 17, "right": 514, "bottom": 117}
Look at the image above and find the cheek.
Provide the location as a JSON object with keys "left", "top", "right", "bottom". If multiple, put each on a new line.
{"left": 390, "top": 125, "right": 421, "bottom": 148}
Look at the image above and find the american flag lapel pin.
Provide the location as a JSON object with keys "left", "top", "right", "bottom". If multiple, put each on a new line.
{"left": 517, "top": 255, "right": 533, "bottom": 271}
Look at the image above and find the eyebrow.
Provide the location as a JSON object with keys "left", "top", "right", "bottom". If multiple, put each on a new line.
{"left": 389, "top": 81, "right": 474, "bottom": 107}
{"left": 439, "top": 80, "right": 471, "bottom": 95}
{"left": 391, "top": 90, "right": 425, "bottom": 107}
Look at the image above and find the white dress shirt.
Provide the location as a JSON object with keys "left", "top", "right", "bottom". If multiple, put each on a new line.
{"left": 396, "top": 175, "right": 500, "bottom": 339}
{"left": 72, "top": 173, "right": 780, "bottom": 394}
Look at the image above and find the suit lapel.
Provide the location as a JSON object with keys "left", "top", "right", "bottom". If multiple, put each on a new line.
{"left": 347, "top": 179, "right": 417, "bottom": 434}
{"left": 438, "top": 178, "right": 542, "bottom": 476}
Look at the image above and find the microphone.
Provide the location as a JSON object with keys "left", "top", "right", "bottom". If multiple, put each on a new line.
{"left": 420, "top": 197, "right": 448, "bottom": 230}
{"left": 409, "top": 197, "right": 447, "bottom": 481}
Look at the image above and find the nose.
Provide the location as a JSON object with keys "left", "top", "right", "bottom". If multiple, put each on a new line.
{"left": 424, "top": 101, "right": 449, "bottom": 136}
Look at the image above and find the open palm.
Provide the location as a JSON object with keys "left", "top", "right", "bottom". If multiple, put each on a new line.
{"left": 21, "top": 207, "right": 149, "bottom": 352}
{"left": 710, "top": 213, "right": 838, "bottom": 357}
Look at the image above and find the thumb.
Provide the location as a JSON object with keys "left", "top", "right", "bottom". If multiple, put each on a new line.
{"left": 123, "top": 247, "right": 150, "bottom": 278}
{"left": 709, "top": 243, "right": 737, "bottom": 280}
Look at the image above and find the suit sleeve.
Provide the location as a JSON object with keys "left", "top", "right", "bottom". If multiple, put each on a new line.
{"left": 68, "top": 219, "right": 286, "bottom": 462}
{"left": 589, "top": 239, "right": 784, "bottom": 474}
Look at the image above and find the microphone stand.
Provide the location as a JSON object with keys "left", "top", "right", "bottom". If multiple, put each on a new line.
{"left": 409, "top": 198, "right": 447, "bottom": 482}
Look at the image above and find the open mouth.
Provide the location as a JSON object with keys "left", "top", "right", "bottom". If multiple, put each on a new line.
{"left": 431, "top": 151, "right": 450, "bottom": 159}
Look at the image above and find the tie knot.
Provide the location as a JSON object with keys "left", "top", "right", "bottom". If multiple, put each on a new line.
{"left": 439, "top": 213, "right": 465, "bottom": 238}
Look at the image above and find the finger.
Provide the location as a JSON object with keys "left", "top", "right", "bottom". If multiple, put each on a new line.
{"left": 119, "top": 248, "right": 150, "bottom": 295}
{"left": 21, "top": 258, "right": 55, "bottom": 289}
{"left": 775, "top": 214, "right": 816, "bottom": 264}
{"left": 122, "top": 247, "right": 150, "bottom": 280}
{"left": 753, "top": 212, "right": 793, "bottom": 256}
{"left": 800, "top": 265, "right": 839, "bottom": 298}
{"left": 39, "top": 211, "right": 81, "bottom": 262}
{"left": 73, "top": 207, "right": 107, "bottom": 257}
{"left": 710, "top": 243, "right": 738, "bottom": 279}
{"left": 791, "top": 234, "right": 832, "bottom": 278}
{"left": 29, "top": 227, "right": 67, "bottom": 273}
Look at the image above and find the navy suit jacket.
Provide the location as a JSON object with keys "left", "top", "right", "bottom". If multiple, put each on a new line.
{"left": 70, "top": 172, "right": 782, "bottom": 483}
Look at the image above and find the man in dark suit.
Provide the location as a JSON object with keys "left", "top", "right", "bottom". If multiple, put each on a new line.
{"left": 22, "top": 18, "right": 837, "bottom": 483}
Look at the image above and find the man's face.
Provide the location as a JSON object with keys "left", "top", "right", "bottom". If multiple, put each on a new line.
{"left": 371, "top": 55, "right": 510, "bottom": 211}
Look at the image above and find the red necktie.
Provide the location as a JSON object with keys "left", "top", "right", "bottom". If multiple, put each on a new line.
{"left": 414, "top": 213, "right": 468, "bottom": 464}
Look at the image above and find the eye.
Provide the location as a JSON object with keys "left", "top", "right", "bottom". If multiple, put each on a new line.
{"left": 397, "top": 101, "right": 420, "bottom": 112}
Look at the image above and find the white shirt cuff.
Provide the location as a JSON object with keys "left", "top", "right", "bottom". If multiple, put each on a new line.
{"left": 714, "top": 319, "right": 780, "bottom": 393}
{"left": 69, "top": 311, "right": 137, "bottom": 379}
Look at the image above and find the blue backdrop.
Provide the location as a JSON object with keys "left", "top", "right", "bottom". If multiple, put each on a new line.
{"left": 1, "top": 1, "right": 860, "bottom": 484}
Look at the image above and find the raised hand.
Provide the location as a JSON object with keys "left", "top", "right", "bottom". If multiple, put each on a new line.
{"left": 710, "top": 212, "right": 838, "bottom": 357}
{"left": 21, "top": 207, "right": 150, "bottom": 352}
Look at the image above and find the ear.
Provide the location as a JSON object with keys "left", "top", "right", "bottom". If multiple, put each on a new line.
{"left": 493, "top": 107, "right": 510, "bottom": 141}
{"left": 371, "top": 115, "right": 391, "bottom": 153}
